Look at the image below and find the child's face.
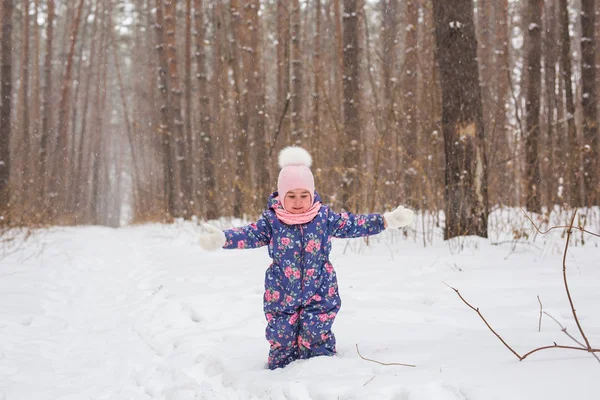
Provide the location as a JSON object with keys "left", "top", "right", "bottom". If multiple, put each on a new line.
{"left": 284, "top": 189, "right": 312, "bottom": 214}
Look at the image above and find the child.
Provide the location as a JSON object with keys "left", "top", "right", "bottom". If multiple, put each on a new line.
{"left": 199, "top": 146, "right": 414, "bottom": 369}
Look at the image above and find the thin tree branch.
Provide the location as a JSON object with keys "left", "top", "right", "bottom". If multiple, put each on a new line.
{"left": 355, "top": 344, "right": 416, "bottom": 367}
{"left": 561, "top": 210, "right": 592, "bottom": 350}
{"left": 268, "top": 93, "right": 291, "bottom": 158}
{"left": 442, "top": 282, "right": 523, "bottom": 360}
{"left": 537, "top": 295, "right": 542, "bottom": 332}
{"left": 544, "top": 311, "right": 600, "bottom": 364}
{"left": 519, "top": 208, "right": 600, "bottom": 238}
{"left": 543, "top": 312, "right": 587, "bottom": 349}
{"left": 520, "top": 344, "right": 600, "bottom": 360}
{"left": 362, "top": 376, "right": 376, "bottom": 387}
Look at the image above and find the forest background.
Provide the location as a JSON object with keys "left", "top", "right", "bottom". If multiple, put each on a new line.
{"left": 0, "top": 0, "right": 598, "bottom": 240}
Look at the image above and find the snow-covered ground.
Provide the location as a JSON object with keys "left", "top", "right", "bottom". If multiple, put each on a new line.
{"left": 1, "top": 210, "right": 599, "bottom": 400}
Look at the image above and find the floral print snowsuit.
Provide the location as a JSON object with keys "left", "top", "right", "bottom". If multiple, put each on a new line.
{"left": 223, "top": 192, "right": 386, "bottom": 369}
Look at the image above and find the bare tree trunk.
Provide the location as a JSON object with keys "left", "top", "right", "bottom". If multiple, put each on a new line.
{"left": 194, "top": 0, "right": 217, "bottom": 220}
{"left": 432, "top": 0, "right": 489, "bottom": 239}
{"left": 246, "top": 0, "right": 268, "bottom": 209}
{"left": 277, "top": 0, "right": 290, "bottom": 145}
{"left": 163, "top": 0, "right": 189, "bottom": 217}
{"left": 559, "top": 0, "right": 582, "bottom": 206}
{"left": 580, "top": 0, "right": 597, "bottom": 205}
{"left": 229, "top": 0, "right": 250, "bottom": 217}
{"left": 52, "top": 0, "right": 86, "bottom": 219}
{"left": 73, "top": 0, "right": 99, "bottom": 218}
{"left": 31, "top": 0, "right": 41, "bottom": 174}
{"left": 380, "top": 0, "right": 398, "bottom": 110}
{"left": 312, "top": 0, "right": 322, "bottom": 166}
{"left": 154, "top": 0, "right": 176, "bottom": 218}
{"left": 90, "top": 1, "right": 109, "bottom": 224}
{"left": 333, "top": 0, "right": 344, "bottom": 123}
{"left": 38, "top": 0, "right": 55, "bottom": 208}
{"left": 141, "top": 0, "right": 160, "bottom": 216}
{"left": 380, "top": 0, "right": 399, "bottom": 203}
{"left": 18, "top": 0, "right": 31, "bottom": 205}
{"left": 184, "top": 0, "right": 195, "bottom": 214}
{"left": 495, "top": 0, "right": 512, "bottom": 207}
{"left": 0, "top": 0, "right": 13, "bottom": 214}
{"left": 543, "top": 0, "right": 558, "bottom": 206}
{"left": 68, "top": 6, "right": 92, "bottom": 206}
{"left": 402, "top": 0, "right": 419, "bottom": 207}
{"left": 418, "top": 1, "right": 444, "bottom": 212}
{"left": 212, "top": 1, "right": 231, "bottom": 215}
{"left": 525, "top": 0, "right": 543, "bottom": 213}
{"left": 341, "top": 0, "right": 362, "bottom": 211}
{"left": 290, "top": 0, "right": 303, "bottom": 143}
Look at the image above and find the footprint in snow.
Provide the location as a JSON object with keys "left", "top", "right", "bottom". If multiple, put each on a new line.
{"left": 182, "top": 304, "right": 204, "bottom": 324}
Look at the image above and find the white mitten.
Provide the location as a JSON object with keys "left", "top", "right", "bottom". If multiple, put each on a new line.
{"left": 199, "top": 224, "right": 226, "bottom": 251}
{"left": 383, "top": 205, "right": 415, "bottom": 229}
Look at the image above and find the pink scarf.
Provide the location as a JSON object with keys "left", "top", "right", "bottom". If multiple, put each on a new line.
{"left": 273, "top": 196, "right": 321, "bottom": 225}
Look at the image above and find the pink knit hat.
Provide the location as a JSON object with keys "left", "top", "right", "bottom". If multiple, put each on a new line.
{"left": 277, "top": 146, "right": 315, "bottom": 207}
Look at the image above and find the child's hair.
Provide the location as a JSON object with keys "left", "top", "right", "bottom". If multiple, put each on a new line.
{"left": 277, "top": 147, "right": 315, "bottom": 206}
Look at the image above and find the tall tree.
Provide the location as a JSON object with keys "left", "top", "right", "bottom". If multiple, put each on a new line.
{"left": 333, "top": 0, "right": 344, "bottom": 122}
{"left": 31, "top": 0, "right": 41, "bottom": 171}
{"left": 0, "top": 0, "right": 13, "bottom": 215}
{"left": 432, "top": 0, "right": 489, "bottom": 239}
{"left": 211, "top": 1, "right": 231, "bottom": 214}
{"left": 379, "top": 0, "right": 399, "bottom": 205}
{"left": 312, "top": 0, "right": 323, "bottom": 166}
{"left": 53, "top": 0, "right": 86, "bottom": 217}
{"left": 290, "top": 0, "right": 303, "bottom": 142}
{"left": 543, "top": 0, "right": 558, "bottom": 205}
{"left": 18, "top": 0, "right": 31, "bottom": 203}
{"left": 154, "top": 0, "right": 176, "bottom": 218}
{"left": 38, "top": 0, "right": 55, "bottom": 205}
{"left": 229, "top": 0, "right": 250, "bottom": 217}
{"left": 276, "top": 0, "right": 290, "bottom": 144}
{"left": 194, "top": 0, "right": 217, "bottom": 219}
{"left": 89, "top": 0, "right": 109, "bottom": 224}
{"left": 245, "top": 0, "right": 268, "bottom": 208}
{"left": 524, "top": 0, "right": 543, "bottom": 212}
{"left": 163, "top": 0, "right": 189, "bottom": 217}
{"left": 580, "top": 0, "right": 597, "bottom": 205}
{"left": 184, "top": 0, "right": 194, "bottom": 212}
{"left": 402, "top": 0, "right": 419, "bottom": 206}
{"left": 341, "top": 0, "right": 362, "bottom": 211}
{"left": 73, "top": 0, "right": 100, "bottom": 217}
{"left": 558, "top": 0, "right": 581, "bottom": 205}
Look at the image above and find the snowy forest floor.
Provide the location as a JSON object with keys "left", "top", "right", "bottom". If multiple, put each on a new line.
{"left": 1, "top": 209, "right": 599, "bottom": 399}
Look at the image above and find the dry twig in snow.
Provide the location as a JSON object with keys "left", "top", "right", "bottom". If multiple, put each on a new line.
{"left": 355, "top": 344, "right": 416, "bottom": 367}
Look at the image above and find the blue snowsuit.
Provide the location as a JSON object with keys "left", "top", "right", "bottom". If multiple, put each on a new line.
{"left": 223, "top": 192, "right": 386, "bottom": 369}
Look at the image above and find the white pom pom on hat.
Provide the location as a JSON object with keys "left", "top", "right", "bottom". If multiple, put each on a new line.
{"left": 278, "top": 146, "right": 313, "bottom": 169}
{"left": 277, "top": 146, "right": 315, "bottom": 207}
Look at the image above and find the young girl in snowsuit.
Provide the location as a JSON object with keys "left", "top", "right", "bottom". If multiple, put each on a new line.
{"left": 199, "top": 147, "right": 414, "bottom": 369}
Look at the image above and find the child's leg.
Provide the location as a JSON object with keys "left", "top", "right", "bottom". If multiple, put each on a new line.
{"left": 265, "top": 310, "right": 301, "bottom": 369}
{"left": 297, "top": 303, "right": 340, "bottom": 360}
{"left": 297, "top": 264, "right": 342, "bottom": 360}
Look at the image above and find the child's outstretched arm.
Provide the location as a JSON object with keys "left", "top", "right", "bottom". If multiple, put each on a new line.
{"left": 328, "top": 210, "right": 384, "bottom": 239}
{"left": 328, "top": 206, "right": 414, "bottom": 239}
{"left": 199, "top": 215, "right": 272, "bottom": 251}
